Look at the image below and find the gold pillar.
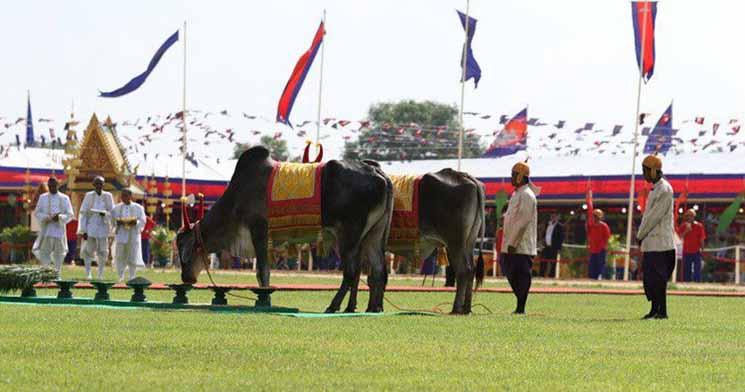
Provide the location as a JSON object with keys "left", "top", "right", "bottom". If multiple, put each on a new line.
{"left": 162, "top": 176, "right": 173, "bottom": 228}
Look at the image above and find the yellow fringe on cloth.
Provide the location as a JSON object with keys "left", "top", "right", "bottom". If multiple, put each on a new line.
{"left": 391, "top": 174, "right": 419, "bottom": 212}
{"left": 270, "top": 163, "right": 320, "bottom": 201}
{"left": 388, "top": 175, "right": 421, "bottom": 256}
{"left": 267, "top": 162, "right": 324, "bottom": 246}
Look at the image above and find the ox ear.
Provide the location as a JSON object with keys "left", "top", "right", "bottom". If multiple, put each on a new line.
{"left": 313, "top": 143, "right": 323, "bottom": 163}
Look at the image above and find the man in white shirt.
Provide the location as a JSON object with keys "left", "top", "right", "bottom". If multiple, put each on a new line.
{"left": 78, "top": 176, "right": 114, "bottom": 280}
{"left": 501, "top": 160, "right": 539, "bottom": 314}
{"left": 32, "top": 177, "right": 74, "bottom": 276}
{"left": 111, "top": 189, "right": 146, "bottom": 282}
{"left": 637, "top": 154, "right": 676, "bottom": 319}
{"left": 539, "top": 213, "right": 564, "bottom": 278}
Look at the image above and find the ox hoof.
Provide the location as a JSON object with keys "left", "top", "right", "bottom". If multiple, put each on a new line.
{"left": 324, "top": 307, "right": 338, "bottom": 314}
{"left": 343, "top": 308, "right": 356, "bottom": 314}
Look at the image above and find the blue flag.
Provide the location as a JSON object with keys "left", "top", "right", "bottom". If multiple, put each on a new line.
{"left": 643, "top": 102, "right": 674, "bottom": 154}
{"left": 26, "top": 92, "right": 34, "bottom": 146}
{"left": 99, "top": 30, "right": 179, "bottom": 98}
{"left": 457, "top": 10, "right": 481, "bottom": 88}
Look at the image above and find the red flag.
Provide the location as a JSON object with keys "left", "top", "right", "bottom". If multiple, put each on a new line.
{"left": 631, "top": 2, "right": 658, "bottom": 82}
{"left": 638, "top": 184, "right": 650, "bottom": 213}
{"left": 276, "top": 21, "right": 325, "bottom": 126}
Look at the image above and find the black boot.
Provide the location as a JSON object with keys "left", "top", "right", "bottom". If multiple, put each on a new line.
{"left": 513, "top": 297, "right": 526, "bottom": 314}
{"left": 655, "top": 296, "right": 668, "bottom": 319}
{"left": 642, "top": 301, "right": 657, "bottom": 319}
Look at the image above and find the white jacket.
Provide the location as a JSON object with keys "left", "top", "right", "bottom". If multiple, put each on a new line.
{"left": 33, "top": 192, "right": 74, "bottom": 239}
{"left": 637, "top": 177, "right": 676, "bottom": 252}
{"left": 78, "top": 191, "right": 114, "bottom": 238}
{"left": 501, "top": 183, "right": 538, "bottom": 256}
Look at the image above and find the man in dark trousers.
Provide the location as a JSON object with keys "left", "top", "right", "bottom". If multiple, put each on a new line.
{"left": 539, "top": 213, "right": 564, "bottom": 278}
{"left": 501, "top": 160, "right": 539, "bottom": 314}
{"left": 637, "top": 154, "right": 676, "bottom": 319}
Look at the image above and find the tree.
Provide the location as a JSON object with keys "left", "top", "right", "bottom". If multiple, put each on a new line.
{"left": 343, "top": 100, "right": 483, "bottom": 161}
{"left": 232, "top": 135, "right": 290, "bottom": 161}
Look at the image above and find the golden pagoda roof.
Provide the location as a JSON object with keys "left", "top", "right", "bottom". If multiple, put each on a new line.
{"left": 75, "top": 113, "right": 132, "bottom": 184}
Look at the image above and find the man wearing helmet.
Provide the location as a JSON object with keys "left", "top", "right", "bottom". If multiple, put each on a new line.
{"left": 637, "top": 154, "right": 675, "bottom": 319}
{"left": 501, "top": 160, "right": 539, "bottom": 314}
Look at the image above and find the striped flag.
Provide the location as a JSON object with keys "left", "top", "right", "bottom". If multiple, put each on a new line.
{"left": 631, "top": 2, "right": 658, "bottom": 82}
{"left": 483, "top": 108, "right": 528, "bottom": 157}
{"left": 276, "top": 21, "right": 325, "bottom": 126}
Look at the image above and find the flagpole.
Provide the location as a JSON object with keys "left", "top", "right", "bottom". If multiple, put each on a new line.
{"left": 315, "top": 10, "right": 327, "bottom": 151}
{"left": 181, "top": 20, "right": 187, "bottom": 199}
{"left": 457, "top": 0, "right": 470, "bottom": 171}
{"left": 623, "top": 4, "right": 648, "bottom": 281}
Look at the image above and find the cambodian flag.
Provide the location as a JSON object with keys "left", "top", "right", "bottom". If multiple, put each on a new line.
{"left": 643, "top": 102, "right": 673, "bottom": 154}
{"left": 276, "top": 21, "right": 325, "bottom": 126}
{"left": 631, "top": 1, "right": 657, "bottom": 83}
{"left": 483, "top": 108, "right": 528, "bottom": 157}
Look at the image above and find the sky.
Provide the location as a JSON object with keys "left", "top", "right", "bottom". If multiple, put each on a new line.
{"left": 1, "top": 0, "right": 744, "bottom": 159}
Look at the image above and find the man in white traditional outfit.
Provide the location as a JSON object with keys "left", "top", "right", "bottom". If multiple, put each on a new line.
{"left": 111, "top": 189, "right": 146, "bottom": 282}
{"left": 32, "top": 177, "right": 74, "bottom": 276}
{"left": 501, "top": 160, "right": 539, "bottom": 315}
{"left": 78, "top": 176, "right": 114, "bottom": 280}
{"left": 637, "top": 154, "right": 676, "bottom": 320}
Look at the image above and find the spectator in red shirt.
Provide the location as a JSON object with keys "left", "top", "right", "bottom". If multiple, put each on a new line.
{"left": 64, "top": 219, "right": 78, "bottom": 265}
{"left": 141, "top": 215, "right": 155, "bottom": 267}
{"left": 676, "top": 209, "right": 706, "bottom": 282}
{"left": 587, "top": 209, "right": 611, "bottom": 279}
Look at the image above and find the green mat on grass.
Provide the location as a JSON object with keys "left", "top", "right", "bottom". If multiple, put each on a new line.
{"left": 281, "top": 311, "right": 439, "bottom": 318}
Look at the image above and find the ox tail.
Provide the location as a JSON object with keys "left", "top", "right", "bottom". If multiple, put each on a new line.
{"left": 473, "top": 179, "right": 486, "bottom": 290}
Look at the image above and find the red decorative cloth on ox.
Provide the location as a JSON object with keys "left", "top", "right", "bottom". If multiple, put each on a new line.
{"left": 388, "top": 175, "right": 422, "bottom": 247}
{"left": 266, "top": 162, "right": 324, "bottom": 243}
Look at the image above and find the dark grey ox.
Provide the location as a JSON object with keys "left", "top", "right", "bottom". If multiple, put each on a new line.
{"left": 177, "top": 146, "right": 394, "bottom": 312}
{"left": 328, "top": 169, "right": 486, "bottom": 314}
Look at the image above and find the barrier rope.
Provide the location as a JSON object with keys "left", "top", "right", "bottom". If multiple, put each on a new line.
{"left": 363, "top": 277, "right": 494, "bottom": 315}
{"left": 202, "top": 266, "right": 259, "bottom": 303}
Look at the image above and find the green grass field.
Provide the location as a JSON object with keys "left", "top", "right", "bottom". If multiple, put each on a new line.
{"left": 1, "top": 268, "right": 744, "bottom": 390}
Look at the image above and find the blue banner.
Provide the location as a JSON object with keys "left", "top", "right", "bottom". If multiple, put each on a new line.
{"left": 643, "top": 102, "right": 674, "bottom": 155}
{"left": 457, "top": 10, "right": 482, "bottom": 88}
{"left": 99, "top": 30, "right": 179, "bottom": 98}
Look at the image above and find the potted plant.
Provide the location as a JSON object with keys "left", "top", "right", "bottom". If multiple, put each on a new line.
{"left": 0, "top": 225, "right": 36, "bottom": 264}
{"left": 151, "top": 226, "right": 176, "bottom": 267}
{"left": 605, "top": 234, "right": 625, "bottom": 280}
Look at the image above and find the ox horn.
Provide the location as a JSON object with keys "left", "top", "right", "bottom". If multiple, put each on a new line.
{"left": 196, "top": 193, "right": 205, "bottom": 220}
{"left": 302, "top": 140, "right": 312, "bottom": 163}
{"left": 180, "top": 196, "right": 192, "bottom": 230}
{"left": 313, "top": 143, "right": 323, "bottom": 163}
